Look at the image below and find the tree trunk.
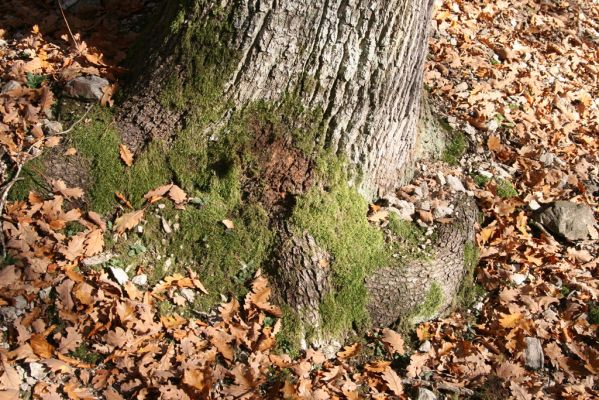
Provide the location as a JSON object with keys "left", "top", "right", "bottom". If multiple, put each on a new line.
{"left": 114, "top": 0, "right": 477, "bottom": 347}
{"left": 119, "top": 0, "right": 434, "bottom": 197}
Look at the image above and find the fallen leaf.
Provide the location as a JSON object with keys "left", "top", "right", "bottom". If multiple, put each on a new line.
{"left": 381, "top": 366, "right": 403, "bottom": 396}
{"left": 381, "top": 328, "right": 405, "bottom": 355}
{"left": 113, "top": 210, "right": 144, "bottom": 234}
{"left": 119, "top": 144, "right": 133, "bottom": 167}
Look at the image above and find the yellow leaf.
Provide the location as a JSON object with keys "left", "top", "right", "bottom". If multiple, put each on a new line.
{"left": 499, "top": 312, "right": 523, "bottom": 328}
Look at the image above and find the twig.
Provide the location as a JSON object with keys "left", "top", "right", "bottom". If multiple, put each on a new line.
{"left": 56, "top": 0, "right": 80, "bottom": 50}
{"left": 401, "top": 378, "right": 475, "bottom": 396}
{"left": 55, "top": 104, "right": 93, "bottom": 136}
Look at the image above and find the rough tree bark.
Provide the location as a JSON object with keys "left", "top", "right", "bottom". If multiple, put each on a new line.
{"left": 115, "top": 0, "right": 476, "bottom": 344}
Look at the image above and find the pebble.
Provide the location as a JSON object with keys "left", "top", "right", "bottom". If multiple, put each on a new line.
{"left": 524, "top": 337, "right": 544, "bottom": 370}
{"left": 28, "top": 363, "right": 46, "bottom": 380}
{"left": 109, "top": 267, "right": 129, "bottom": 285}
{"left": 388, "top": 200, "right": 415, "bottom": 221}
{"left": 436, "top": 172, "right": 446, "bottom": 186}
{"left": 1, "top": 80, "right": 21, "bottom": 93}
{"left": 417, "top": 388, "right": 437, "bottom": 400}
{"left": 528, "top": 200, "right": 541, "bottom": 211}
{"left": 180, "top": 288, "right": 196, "bottom": 303}
{"left": 446, "top": 175, "right": 466, "bottom": 192}
{"left": 433, "top": 205, "right": 453, "bottom": 219}
{"left": 131, "top": 274, "right": 148, "bottom": 286}
{"left": 64, "top": 75, "right": 109, "bottom": 101}
{"left": 14, "top": 296, "right": 28, "bottom": 310}
{"left": 419, "top": 340, "right": 432, "bottom": 353}
{"left": 511, "top": 273, "right": 527, "bottom": 285}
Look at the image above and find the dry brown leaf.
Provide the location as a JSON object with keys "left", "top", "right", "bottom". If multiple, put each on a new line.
{"left": 381, "top": 328, "right": 405, "bottom": 355}
{"left": 64, "top": 147, "right": 77, "bottom": 156}
{"left": 143, "top": 184, "right": 173, "bottom": 203}
{"left": 337, "top": 343, "right": 360, "bottom": 359}
{"left": 168, "top": 185, "right": 187, "bottom": 204}
{"left": 488, "top": 135, "right": 503, "bottom": 152}
{"left": 84, "top": 229, "right": 104, "bottom": 257}
{"left": 30, "top": 334, "right": 54, "bottom": 358}
{"left": 381, "top": 366, "right": 403, "bottom": 396}
{"left": 119, "top": 144, "right": 133, "bottom": 167}
{"left": 51, "top": 180, "right": 83, "bottom": 199}
{"left": 113, "top": 210, "right": 144, "bottom": 235}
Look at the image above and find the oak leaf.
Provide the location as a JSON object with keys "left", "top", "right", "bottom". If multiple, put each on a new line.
{"left": 51, "top": 180, "right": 83, "bottom": 199}
{"left": 30, "top": 334, "right": 54, "bottom": 358}
{"left": 119, "top": 144, "right": 133, "bottom": 166}
{"left": 381, "top": 328, "right": 405, "bottom": 355}
{"left": 143, "top": 184, "right": 173, "bottom": 203}
{"left": 381, "top": 366, "right": 404, "bottom": 396}
{"left": 113, "top": 210, "right": 144, "bottom": 234}
{"left": 336, "top": 343, "right": 360, "bottom": 359}
{"left": 168, "top": 185, "right": 187, "bottom": 204}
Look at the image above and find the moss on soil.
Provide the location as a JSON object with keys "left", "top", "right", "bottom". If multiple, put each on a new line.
{"left": 441, "top": 127, "right": 467, "bottom": 166}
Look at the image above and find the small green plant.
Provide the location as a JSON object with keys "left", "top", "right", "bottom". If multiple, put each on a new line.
{"left": 26, "top": 72, "right": 45, "bottom": 89}
{"left": 496, "top": 179, "right": 518, "bottom": 198}
{"left": 70, "top": 343, "right": 102, "bottom": 365}
{"left": 588, "top": 303, "right": 599, "bottom": 325}
{"left": 128, "top": 241, "right": 147, "bottom": 257}
{"left": 472, "top": 174, "right": 490, "bottom": 188}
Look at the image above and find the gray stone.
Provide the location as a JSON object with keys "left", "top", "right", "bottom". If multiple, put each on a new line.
{"left": 418, "top": 340, "right": 431, "bottom": 353}
{"left": 388, "top": 200, "right": 415, "bottom": 221}
{"left": 109, "top": 267, "right": 129, "bottom": 285}
{"left": 433, "top": 205, "right": 453, "bottom": 219}
{"left": 42, "top": 119, "right": 63, "bottom": 135}
{"left": 180, "top": 288, "right": 196, "bottom": 303}
{"left": 524, "top": 337, "right": 544, "bottom": 370}
{"left": 533, "top": 201, "right": 595, "bottom": 241}
{"left": 64, "top": 76, "right": 109, "bottom": 101}
{"left": 1, "top": 80, "right": 21, "bottom": 93}
{"left": 131, "top": 274, "right": 148, "bottom": 286}
{"left": 446, "top": 175, "right": 466, "bottom": 192}
{"left": 417, "top": 388, "right": 437, "bottom": 400}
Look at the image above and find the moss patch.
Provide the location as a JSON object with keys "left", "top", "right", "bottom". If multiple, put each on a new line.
{"left": 588, "top": 302, "right": 599, "bottom": 325}
{"left": 414, "top": 282, "right": 444, "bottom": 320}
{"left": 441, "top": 128, "right": 467, "bottom": 166}
{"left": 9, "top": 158, "right": 48, "bottom": 200}
{"left": 496, "top": 179, "right": 518, "bottom": 198}
{"left": 456, "top": 241, "right": 485, "bottom": 309}
{"left": 291, "top": 159, "right": 391, "bottom": 336}
{"left": 275, "top": 306, "right": 304, "bottom": 359}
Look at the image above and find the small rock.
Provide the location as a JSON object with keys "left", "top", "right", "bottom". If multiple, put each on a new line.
{"left": 180, "top": 288, "right": 196, "bottom": 303}
{"left": 419, "top": 201, "right": 431, "bottom": 212}
{"left": 539, "top": 152, "right": 556, "bottom": 167}
{"left": 511, "top": 273, "right": 527, "bottom": 285}
{"left": 524, "top": 337, "right": 544, "bottom": 370}
{"left": 436, "top": 172, "right": 446, "bottom": 186}
{"left": 137, "top": 225, "right": 144, "bottom": 234}
{"left": 14, "top": 296, "right": 28, "bottom": 310}
{"left": 419, "top": 340, "right": 431, "bottom": 353}
{"left": 533, "top": 201, "right": 595, "bottom": 241}
{"left": 64, "top": 76, "right": 109, "bottom": 101}
{"left": 446, "top": 175, "right": 466, "bottom": 192}
{"left": 478, "top": 169, "right": 493, "bottom": 179}
{"left": 1, "top": 80, "right": 21, "bottom": 93}
{"left": 417, "top": 388, "right": 437, "bottom": 400}
{"left": 109, "top": 267, "right": 129, "bottom": 285}
{"left": 161, "top": 217, "right": 172, "bottom": 234}
{"left": 433, "top": 205, "right": 453, "bottom": 219}
{"left": 42, "top": 119, "right": 63, "bottom": 135}
{"left": 131, "top": 274, "right": 148, "bottom": 286}
{"left": 388, "top": 200, "right": 415, "bottom": 221}
{"left": 38, "top": 287, "right": 52, "bottom": 301}
{"left": 420, "top": 182, "right": 429, "bottom": 198}
{"left": 0, "top": 306, "right": 18, "bottom": 321}
{"left": 528, "top": 200, "right": 541, "bottom": 211}
{"left": 29, "top": 363, "right": 46, "bottom": 380}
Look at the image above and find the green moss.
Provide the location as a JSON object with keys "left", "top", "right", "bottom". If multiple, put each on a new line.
{"left": 441, "top": 129, "right": 467, "bottom": 166}
{"left": 588, "top": 303, "right": 599, "bottom": 325}
{"left": 276, "top": 306, "right": 304, "bottom": 358}
{"left": 291, "top": 159, "right": 391, "bottom": 336}
{"left": 9, "top": 158, "right": 48, "bottom": 200}
{"left": 387, "top": 214, "right": 434, "bottom": 263}
{"left": 70, "top": 343, "right": 101, "bottom": 365}
{"left": 496, "top": 179, "right": 518, "bottom": 198}
{"left": 456, "top": 241, "right": 485, "bottom": 308}
{"left": 414, "top": 282, "right": 444, "bottom": 320}
{"left": 472, "top": 174, "right": 491, "bottom": 188}
{"left": 69, "top": 108, "right": 171, "bottom": 213}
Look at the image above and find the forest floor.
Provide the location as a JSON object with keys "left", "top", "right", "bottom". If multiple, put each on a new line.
{"left": 0, "top": 0, "right": 597, "bottom": 399}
